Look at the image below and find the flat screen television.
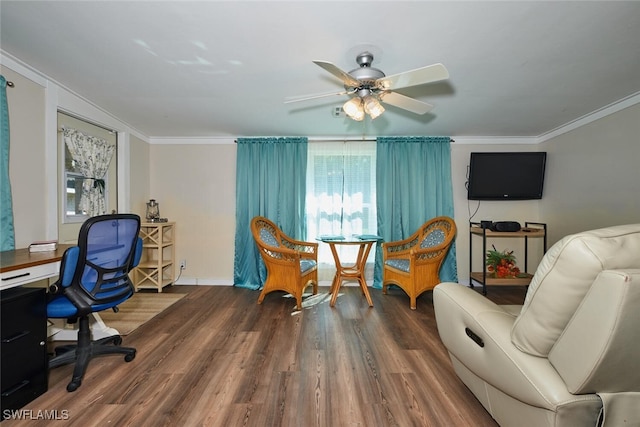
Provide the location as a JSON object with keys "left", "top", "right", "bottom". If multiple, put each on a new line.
{"left": 467, "top": 152, "right": 547, "bottom": 200}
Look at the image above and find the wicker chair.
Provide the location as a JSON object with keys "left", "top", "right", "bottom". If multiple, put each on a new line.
{"left": 382, "top": 216, "right": 456, "bottom": 309}
{"left": 250, "top": 216, "right": 318, "bottom": 310}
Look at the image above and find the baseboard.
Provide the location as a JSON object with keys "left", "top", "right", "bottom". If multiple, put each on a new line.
{"left": 174, "top": 279, "right": 378, "bottom": 287}
{"left": 174, "top": 278, "right": 233, "bottom": 286}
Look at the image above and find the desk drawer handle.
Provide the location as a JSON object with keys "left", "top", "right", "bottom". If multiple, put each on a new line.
{"left": 1, "top": 272, "right": 31, "bottom": 281}
{"left": 1, "top": 380, "right": 30, "bottom": 397}
{"left": 2, "top": 330, "right": 31, "bottom": 343}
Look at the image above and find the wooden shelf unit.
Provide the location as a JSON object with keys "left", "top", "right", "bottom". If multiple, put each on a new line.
{"left": 133, "top": 222, "right": 175, "bottom": 292}
{"left": 469, "top": 222, "right": 547, "bottom": 295}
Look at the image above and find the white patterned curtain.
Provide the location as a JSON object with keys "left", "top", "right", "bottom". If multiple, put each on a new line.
{"left": 305, "top": 141, "right": 377, "bottom": 281}
{"left": 63, "top": 128, "right": 115, "bottom": 217}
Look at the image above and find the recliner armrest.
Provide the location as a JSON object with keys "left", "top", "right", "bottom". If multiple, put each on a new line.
{"left": 549, "top": 269, "right": 640, "bottom": 394}
{"left": 434, "top": 282, "right": 580, "bottom": 410}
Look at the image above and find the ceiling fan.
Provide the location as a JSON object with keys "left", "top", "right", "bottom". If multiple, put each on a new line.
{"left": 285, "top": 51, "right": 449, "bottom": 121}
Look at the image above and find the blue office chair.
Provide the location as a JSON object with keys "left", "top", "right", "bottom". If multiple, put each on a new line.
{"left": 47, "top": 213, "right": 143, "bottom": 392}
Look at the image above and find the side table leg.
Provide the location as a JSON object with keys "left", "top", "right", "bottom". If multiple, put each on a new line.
{"left": 330, "top": 276, "right": 342, "bottom": 307}
{"left": 329, "top": 273, "right": 339, "bottom": 295}
{"left": 358, "top": 276, "right": 374, "bottom": 307}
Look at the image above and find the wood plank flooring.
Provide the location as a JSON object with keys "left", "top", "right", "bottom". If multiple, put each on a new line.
{"left": 4, "top": 284, "right": 526, "bottom": 427}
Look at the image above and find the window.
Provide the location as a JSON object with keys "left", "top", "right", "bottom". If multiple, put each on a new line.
{"left": 64, "top": 145, "right": 96, "bottom": 219}
{"left": 62, "top": 130, "right": 116, "bottom": 222}
{"left": 58, "top": 112, "right": 117, "bottom": 242}
{"left": 305, "top": 141, "right": 377, "bottom": 280}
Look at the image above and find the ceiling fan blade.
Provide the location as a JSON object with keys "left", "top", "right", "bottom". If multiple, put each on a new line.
{"left": 378, "top": 63, "right": 449, "bottom": 91}
{"left": 312, "top": 60, "right": 360, "bottom": 87}
{"left": 379, "top": 91, "right": 434, "bottom": 115}
{"left": 284, "top": 90, "right": 350, "bottom": 104}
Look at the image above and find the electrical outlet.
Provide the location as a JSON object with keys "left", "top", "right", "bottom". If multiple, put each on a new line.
{"left": 179, "top": 260, "right": 186, "bottom": 270}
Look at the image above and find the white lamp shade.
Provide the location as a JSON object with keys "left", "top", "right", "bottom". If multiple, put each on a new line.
{"left": 363, "top": 96, "right": 385, "bottom": 119}
{"left": 343, "top": 97, "right": 365, "bottom": 121}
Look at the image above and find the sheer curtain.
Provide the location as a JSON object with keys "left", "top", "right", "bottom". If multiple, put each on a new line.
{"left": 233, "top": 137, "right": 308, "bottom": 290}
{"left": 0, "top": 75, "right": 15, "bottom": 251}
{"left": 374, "top": 136, "right": 457, "bottom": 287}
{"left": 63, "top": 128, "right": 115, "bottom": 217}
{"left": 305, "top": 140, "right": 377, "bottom": 282}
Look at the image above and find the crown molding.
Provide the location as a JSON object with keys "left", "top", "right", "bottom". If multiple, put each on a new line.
{"left": 538, "top": 91, "right": 640, "bottom": 143}
{"left": 148, "top": 137, "right": 236, "bottom": 145}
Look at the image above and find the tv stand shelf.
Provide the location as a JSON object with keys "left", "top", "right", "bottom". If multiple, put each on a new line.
{"left": 469, "top": 272, "right": 534, "bottom": 286}
{"left": 469, "top": 222, "right": 547, "bottom": 295}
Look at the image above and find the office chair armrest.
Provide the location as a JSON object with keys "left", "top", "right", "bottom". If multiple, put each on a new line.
{"left": 49, "top": 246, "right": 80, "bottom": 294}
{"left": 131, "top": 237, "right": 143, "bottom": 269}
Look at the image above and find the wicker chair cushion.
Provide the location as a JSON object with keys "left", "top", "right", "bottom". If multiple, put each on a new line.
{"left": 421, "top": 229, "right": 445, "bottom": 248}
{"left": 385, "top": 259, "right": 410, "bottom": 272}
{"left": 384, "top": 229, "right": 446, "bottom": 272}
{"left": 259, "top": 228, "right": 279, "bottom": 247}
{"left": 300, "top": 259, "right": 317, "bottom": 273}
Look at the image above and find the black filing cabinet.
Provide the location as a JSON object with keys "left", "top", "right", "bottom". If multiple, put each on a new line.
{"left": 1, "top": 287, "right": 48, "bottom": 417}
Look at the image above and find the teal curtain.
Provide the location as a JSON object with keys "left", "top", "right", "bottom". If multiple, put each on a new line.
{"left": 233, "top": 137, "right": 308, "bottom": 289}
{"left": 0, "top": 75, "right": 15, "bottom": 251}
{"left": 374, "top": 136, "right": 457, "bottom": 287}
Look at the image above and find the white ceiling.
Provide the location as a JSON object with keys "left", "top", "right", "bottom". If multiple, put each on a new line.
{"left": 2, "top": 1, "right": 640, "bottom": 140}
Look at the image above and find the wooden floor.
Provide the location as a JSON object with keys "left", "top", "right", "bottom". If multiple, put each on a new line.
{"left": 5, "top": 284, "right": 526, "bottom": 427}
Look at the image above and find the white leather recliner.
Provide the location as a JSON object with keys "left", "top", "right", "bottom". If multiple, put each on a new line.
{"left": 434, "top": 224, "right": 640, "bottom": 427}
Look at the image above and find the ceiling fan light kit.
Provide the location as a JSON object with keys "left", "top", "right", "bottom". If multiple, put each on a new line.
{"left": 343, "top": 97, "right": 365, "bottom": 121}
{"left": 363, "top": 95, "right": 384, "bottom": 119}
{"left": 287, "top": 51, "right": 449, "bottom": 122}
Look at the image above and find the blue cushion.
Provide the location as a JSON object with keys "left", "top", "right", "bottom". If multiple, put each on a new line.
{"left": 260, "top": 228, "right": 279, "bottom": 247}
{"left": 385, "top": 259, "right": 410, "bottom": 272}
{"left": 300, "top": 259, "right": 317, "bottom": 273}
{"left": 47, "top": 295, "right": 79, "bottom": 318}
{"left": 421, "top": 229, "right": 445, "bottom": 248}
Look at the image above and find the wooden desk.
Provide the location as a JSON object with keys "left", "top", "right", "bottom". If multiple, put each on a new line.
{"left": 1, "top": 245, "right": 73, "bottom": 291}
{"left": 319, "top": 237, "right": 381, "bottom": 308}
{"left": 1, "top": 245, "right": 119, "bottom": 341}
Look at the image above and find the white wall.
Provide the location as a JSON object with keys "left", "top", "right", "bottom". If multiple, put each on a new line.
{"left": 129, "top": 134, "right": 151, "bottom": 218}
{"left": 149, "top": 143, "right": 236, "bottom": 284}
{"left": 540, "top": 102, "right": 640, "bottom": 243}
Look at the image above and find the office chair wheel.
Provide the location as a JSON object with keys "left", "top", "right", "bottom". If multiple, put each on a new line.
{"left": 124, "top": 351, "right": 136, "bottom": 362}
{"left": 67, "top": 380, "right": 81, "bottom": 392}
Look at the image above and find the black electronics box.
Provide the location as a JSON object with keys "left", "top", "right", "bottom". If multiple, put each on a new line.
{"left": 490, "top": 221, "right": 522, "bottom": 232}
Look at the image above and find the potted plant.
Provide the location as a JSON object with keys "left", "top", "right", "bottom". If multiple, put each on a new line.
{"left": 485, "top": 245, "right": 522, "bottom": 278}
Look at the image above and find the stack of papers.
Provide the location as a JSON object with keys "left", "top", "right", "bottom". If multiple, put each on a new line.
{"left": 28, "top": 240, "right": 58, "bottom": 252}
